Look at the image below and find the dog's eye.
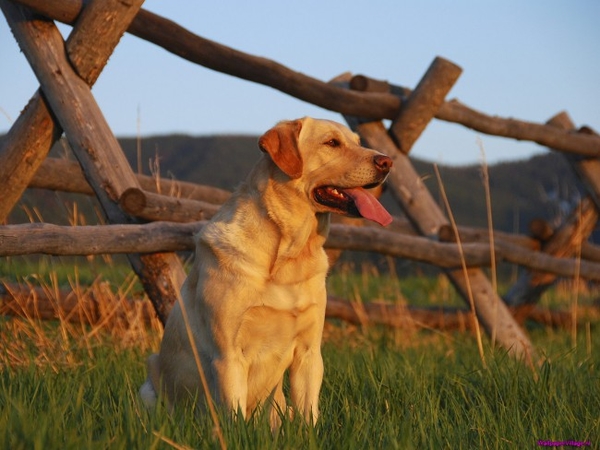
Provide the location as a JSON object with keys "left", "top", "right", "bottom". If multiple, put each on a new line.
{"left": 324, "top": 139, "right": 340, "bottom": 147}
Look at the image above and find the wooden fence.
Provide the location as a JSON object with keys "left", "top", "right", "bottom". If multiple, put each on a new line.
{"left": 2, "top": 0, "right": 600, "bottom": 361}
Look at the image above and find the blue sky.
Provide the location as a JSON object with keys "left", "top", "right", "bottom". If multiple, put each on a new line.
{"left": 1, "top": 0, "right": 599, "bottom": 165}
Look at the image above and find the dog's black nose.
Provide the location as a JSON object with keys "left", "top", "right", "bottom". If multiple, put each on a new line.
{"left": 374, "top": 154, "right": 393, "bottom": 173}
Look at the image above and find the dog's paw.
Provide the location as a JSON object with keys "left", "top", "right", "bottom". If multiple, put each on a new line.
{"left": 139, "top": 379, "right": 158, "bottom": 409}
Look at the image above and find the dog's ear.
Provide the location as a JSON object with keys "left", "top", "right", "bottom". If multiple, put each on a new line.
{"left": 258, "top": 120, "right": 303, "bottom": 179}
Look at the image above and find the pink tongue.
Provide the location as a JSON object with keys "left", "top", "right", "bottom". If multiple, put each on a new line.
{"left": 343, "top": 187, "right": 393, "bottom": 227}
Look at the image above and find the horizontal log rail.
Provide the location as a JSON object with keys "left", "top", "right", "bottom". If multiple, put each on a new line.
{"left": 0, "top": 282, "right": 160, "bottom": 329}
{"left": 13, "top": 0, "right": 600, "bottom": 157}
{"left": 2, "top": 222, "right": 600, "bottom": 282}
{"left": 119, "top": 187, "right": 220, "bottom": 223}
{"left": 0, "top": 221, "right": 204, "bottom": 255}
{"left": 30, "top": 157, "right": 231, "bottom": 204}
{"left": 325, "top": 297, "right": 575, "bottom": 330}
{"left": 328, "top": 224, "right": 600, "bottom": 281}
{"left": 440, "top": 223, "right": 600, "bottom": 264}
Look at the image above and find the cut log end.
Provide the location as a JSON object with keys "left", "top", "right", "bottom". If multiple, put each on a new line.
{"left": 119, "top": 187, "right": 148, "bottom": 215}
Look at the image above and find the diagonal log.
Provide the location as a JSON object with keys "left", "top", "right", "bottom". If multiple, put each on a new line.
{"left": 358, "top": 121, "right": 535, "bottom": 360}
{"left": 344, "top": 71, "right": 534, "bottom": 361}
{"left": 1, "top": 0, "right": 184, "bottom": 324}
{"left": 389, "top": 57, "right": 462, "bottom": 153}
{"left": 0, "top": 222, "right": 203, "bottom": 256}
{"left": 12, "top": 0, "right": 600, "bottom": 158}
{"left": 570, "top": 136, "right": 600, "bottom": 210}
{"left": 0, "top": 0, "right": 142, "bottom": 221}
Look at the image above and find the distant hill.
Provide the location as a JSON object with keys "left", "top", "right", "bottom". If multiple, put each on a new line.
{"left": 118, "top": 134, "right": 261, "bottom": 192}
{"left": 415, "top": 152, "right": 585, "bottom": 234}
{"left": 10, "top": 134, "right": 594, "bottom": 241}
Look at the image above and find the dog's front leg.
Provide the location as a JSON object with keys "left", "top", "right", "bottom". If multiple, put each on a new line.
{"left": 289, "top": 347, "right": 324, "bottom": 425}
{"left": 213, "top": 357, "right": 248, "bottom": 418}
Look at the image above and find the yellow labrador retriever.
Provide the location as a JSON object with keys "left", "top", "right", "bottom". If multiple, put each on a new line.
{"left": 140, "top": 117, "right": 392, "bottom": 427}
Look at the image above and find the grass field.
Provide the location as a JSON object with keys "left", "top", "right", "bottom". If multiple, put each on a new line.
{"left": 1, "top": 258, "right": 599, "bottom": 449}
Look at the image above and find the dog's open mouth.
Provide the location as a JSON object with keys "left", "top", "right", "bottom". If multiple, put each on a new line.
{"left": 313, "top": 185, "right": 392, "bottom": 226}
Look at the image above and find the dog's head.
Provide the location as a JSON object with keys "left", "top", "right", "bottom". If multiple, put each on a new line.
{"left": 259, "top": 117, "right": 393, "bottom": 226}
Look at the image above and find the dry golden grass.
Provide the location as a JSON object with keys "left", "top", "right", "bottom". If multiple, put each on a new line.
{"left": 1, "top": 274, "right": 163, "bottom": 370}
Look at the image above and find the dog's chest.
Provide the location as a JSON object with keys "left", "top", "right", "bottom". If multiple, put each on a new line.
{"left": 261, "top": 274, "right": 325, "bottom": 312}
{"left": 236, "top": 277, "right": 326, "bottom": 363}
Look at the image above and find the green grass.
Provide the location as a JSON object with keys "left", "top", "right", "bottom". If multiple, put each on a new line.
{"left": 1, "top": 321, "right": 598, "bottom": 449}
{"left": 0, "top": 254, "right": 137, "bottom": 288}
{"left": 327, "top": 265, "right": 464, "bottom": 308}
{"left": 1, "top": 260, "right": 599, "bottom": 448}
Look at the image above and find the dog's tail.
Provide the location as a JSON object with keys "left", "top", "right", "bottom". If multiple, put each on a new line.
{"left": 139, "top": 354, "right": 160, "bottom": 409}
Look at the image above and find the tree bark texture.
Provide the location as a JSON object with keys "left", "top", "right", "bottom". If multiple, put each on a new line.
{"left": 389, "top": 57, "right": 462, "bottom": 153}
{"left": 119, "top": 187, "right": 220, "bottom": 223}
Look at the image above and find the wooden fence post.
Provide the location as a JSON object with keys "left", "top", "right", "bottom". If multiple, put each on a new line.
{"left": 1, "top": 0, "right": 185, "bottom": 323}
{"left": 389, "top": 56, "right": 462, "bottom": 153}
{"left": 553, "top": 116, "right": 600, "bottom": 212}
{"left": 340, "top": 66, "right": 534, "bottom": 362}
{"left": 505, "top": 113, "right": 600, "bottom": 305}
{"left": 0, "top": 0, "right": 142, "bottom": 222}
